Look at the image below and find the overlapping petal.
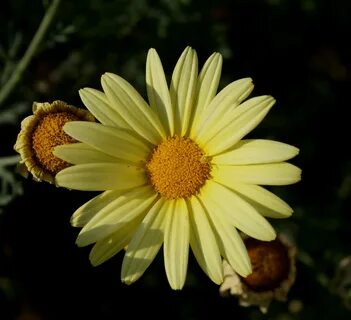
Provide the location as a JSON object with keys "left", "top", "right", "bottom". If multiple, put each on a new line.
{"left": 170, "top": 46, "right": 198, "bottom": 136}
{"left": 187, "top": 197, "right": 223, "bottom": 284}
{"left": 200, "top": 180, "right": 276, "bottom": 241}
{"left": 89, "top": 218, "right": 140, "bottom": 266}
{"left": 203, "top": 96, "right": 275, "bottom": 154}
{"left": 62, "top": 121, "right": 151, "bottom": 164}
{"left": 55, "top": 163, "right": 146, "bottom": 191}
{"left": 229, "top": 183, "right": 293, "bottom": 218}
{"left": 190, "top": 52, "right": 222, "bottom": 137}
{"left": 164, "top": 199, "right": 190, "bottom": 290}
{"left": 197, "top": 192, "right": 251, "bottom": 277}
{"left": 79, "top": 88, "right": 128, "bottom": 128}
{"left": 121, "top": 199, "right": 166, "bottom": 284}
{"left": 76, "top": 185, "right": 157, "bottom": 246}
{"left": 212, "top": 162, "right": 302, "bottom": 185}
{"left": 70, "top": 189, "right": 126, "bottom": 227}
{"left": 146, "top": 48, "right": 174, "bottom": 136}
{"left": 212, "top": 139, "right": 299, "bottom": 165}
{"left": 101, "top": 73, "right": 166, "bottom": 144}
{"left": 191, "top": 78, "right": 254, "bottom": 142}
{"left": 54, "top": 143, "right": 118, "bottom": 165}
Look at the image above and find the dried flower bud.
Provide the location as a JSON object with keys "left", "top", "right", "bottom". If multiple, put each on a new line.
{"left": 219, "top": 234, "right": 297, "bottom": 313}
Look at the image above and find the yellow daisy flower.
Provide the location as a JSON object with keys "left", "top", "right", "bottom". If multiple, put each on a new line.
{"left": 54, "top": 47, "right": 301, "bottom": 290}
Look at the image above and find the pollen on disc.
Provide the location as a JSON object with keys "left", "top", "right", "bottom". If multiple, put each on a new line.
{"left": 146, "top": 136, "right": 211, "bottom": 199}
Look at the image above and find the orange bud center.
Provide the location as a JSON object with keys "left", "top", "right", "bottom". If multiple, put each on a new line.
{"left": 32, "top": 112, "right": 78, "bottom": 174}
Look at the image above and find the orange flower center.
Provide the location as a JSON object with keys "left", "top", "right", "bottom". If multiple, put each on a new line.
{"left": 146, "top": 136, "right": 211, "bottom": 199}
{"left": 31, "top": 112, "right": 78, "bottom": 174}
{"left": 242, "top": 238, "right": 290, "bottom": 291}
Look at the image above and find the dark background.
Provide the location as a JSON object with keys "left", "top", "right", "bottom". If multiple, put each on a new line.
{"left": 1, "top": 0, "right": 350, "bottom": 319}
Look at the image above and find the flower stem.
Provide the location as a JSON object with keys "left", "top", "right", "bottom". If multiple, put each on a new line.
{"left": 0, "top": 155, "right": 20, "bottom": 166}
{"left": 0, "top": 0, "right": 61, "bottom": 106}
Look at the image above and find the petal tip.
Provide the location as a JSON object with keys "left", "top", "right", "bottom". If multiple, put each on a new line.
{"left": 121, "top": 278, "right": 132, "bottom": 285}
{"left": 289, "top": 146, "right": 300, "bottom": 159}
{"left": 148, "top": 47, "right": 157, "bottom": 54}
{"left": 297, "top": 168, "right": 302, "bottom": 181}
{"left": 62, "top": 121, "right": 75, "bottom": 134}
{"left": 70, "top": 212, "right": 83, "bottom": 227}
{"left": 54, "top": 169, "right": 64, "bottom": 180}
{"left": 101, "top": 72, "right": 115, "bottom": 82}
{"left": 51, "top": 146, "right": 61, "bottom": 158}
{"left": 75, "top": 236, "right": 87, "bottom": 248}
{"left": 89, "top": 258, "right": 100, "bottom": 267}
{"left": 236, "top": 259, "right": 252, "bottom": 278}
{"left": 265, "top": 95, "right": 275, "bottom": 102}
{"left": 267, "top": 230, "right": 277, "bottom": 241}
{"left": 240, "top": 77, "right": 253, "bottom": 84}
{"left": 284, "top": 209, "right": 293, "bottom": 217}
{"left": 121, "top": 273, "right": 135, "bottom": 285}
{"left": 70, "top": 218, "right": 79, "bottom": 228}
{"left": 168, "top": 280, "right": 185, "bottom": 290}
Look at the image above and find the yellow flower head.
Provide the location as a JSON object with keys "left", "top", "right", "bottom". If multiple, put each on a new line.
{"left": 14, "top": 100, "right": 94, "bottom": 184}
{"left": 54, "top": 47, "right": 301, "bottom": 289}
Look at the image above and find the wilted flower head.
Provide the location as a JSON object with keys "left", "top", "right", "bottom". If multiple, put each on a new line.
{"left": 220, "top": 234, "right": 297, "bottom": 313}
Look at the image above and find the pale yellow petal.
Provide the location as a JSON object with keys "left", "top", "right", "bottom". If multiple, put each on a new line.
{"left": 89, "top": 218, "right": 140, "bottom": 266}
{"left": 201, "top": 181, "right": 276, "bottom": 241}
{"left": 79, "top": 88, "right": 129, "bottom": 128}
{"left": 70, "top": 189, "right": 125, "bottom": 227}
{"left": 146, "top": 48, "right": 174, "bottom": 136}
{"left": 101, "top": 72, "right": 166, "bottom": 144}
{"left": 212, "top": 162, "right": 302, "bottom": 186}
{"left": 212, "top": 139, "right": 300, "bottom": 165}
{"left": 197, "top": 191, "right": 251, "bottom": 277}
{"left": 229, "top": 183, "right": 293, "bottom": 219}
{"left": 190, "top": 52, "right": 222, "bottom": 137}
{"left": 204, "top": 96, "right": 275, "bottom": 155}
{"left": 62, "top": 121, "right": 151, "bottom": 164}
{"left": 76, "top": 185, "right": 157, "bottom": 246}
{"left": 245, "top": 199, "right": 292, "bottom": 219}
{"left": 187, "top": 197, "right": 223, "bottom": 284}
{"left": 121, "top": 198, "right": 166, "bottom": 284}
{"left": 191, "top": 78, "right": 253, "bottom": 142}
{"left": 54, "top": 143, "right": 118, "bottom": 165}
{"left": 170, "top": 46, "right": 198, "bottom": 136}
{"left": 164, "top": 199, "right": 190, "bottom": 290}
{"left": 55, "top": 163, "right": 146, "bottom": 191}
